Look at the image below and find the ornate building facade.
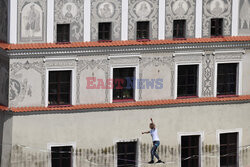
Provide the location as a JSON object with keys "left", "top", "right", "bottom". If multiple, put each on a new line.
{"left": 0, "top": 0, "right": 250, "bottom": 167}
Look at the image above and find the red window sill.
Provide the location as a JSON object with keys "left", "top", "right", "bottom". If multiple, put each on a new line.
{"left": 177, "top": 96, "right": 198, "bottom": 99}
{"left": 136, "top": 39, "right": 151, "bottom": 42}
{"left": 48, "top": 104, "right": 72, "bottom": 108}
{"left": 56, "top": 42, "right": 71, "bottom": 44}
{"left": 217, "top": 95, "right": 238, "bottom": 98}
{"left": 98, "top": 40, "right": 112, "bottom": 43}
{"left": 113, "top": 99, "right": 135, "bottom": 103}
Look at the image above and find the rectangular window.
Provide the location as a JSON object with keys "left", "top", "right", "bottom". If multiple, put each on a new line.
{"left": 117, "top": 141, "right": 137, "bottom": 167}
{"left": 217, "top": 63, "right": 237, "bottom": 96}
{"left": 137, "top": 21, "right": 150, "bottom": 40}
{"left": 211, "top": 18, "right": 223, "bottom": 37}
{"left": 177, "top": 65, "right": 198, "bottom": 97}
{"left": 173, "top": 20, "right": 186, "bottom": 39}
{"left": 49, "top": 71, "right": 71, "bottom": 106}
{"left": 57, "top": 24, "right": 70, "bottom": 43}
{"left": 98, "top": 22, "right": 112, "bottom": 41}
{"left": 51, "top": 146, "right": 72, "bottom": 167}
{"left": 113, "top": 68, "right": 135, "bottom": 102}
{"left": 220, "top": 133, "right": 238, "bottom": 167}
{"left": 181, "top": 135, "right": 200, "bottom": 167}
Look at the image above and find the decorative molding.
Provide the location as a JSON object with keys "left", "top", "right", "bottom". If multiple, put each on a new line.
{"left": 202, "top": 54, "right": 214, "bottom": 97}
{"left": 91, "top": 0, "right": 122, "bottom": 41}
{"left": 128, "top": 0, "right": 159, "bottom": 40}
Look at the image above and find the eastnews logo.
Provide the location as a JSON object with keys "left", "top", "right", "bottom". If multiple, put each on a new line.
{"left": 86, "top": 77, "right": 163, "bottom": 89}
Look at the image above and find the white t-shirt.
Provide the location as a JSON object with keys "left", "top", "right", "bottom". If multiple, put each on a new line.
{"left": 150, "top": 128, "right": 160, "bottom": 141}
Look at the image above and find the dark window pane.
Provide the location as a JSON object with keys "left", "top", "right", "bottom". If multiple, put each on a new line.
{"left": 173, "top": 20, "right": 186, "bottom": 39}
{"left": 49, "top": 71, "right": 71, "bottom": 105}
{"left": 113, "top": 68, "right": 135, "bottom": 101}
{"left": 51, "top": 146, "right": 72, "bottom": 167}
{"left": 211, "top": 18, "right": 223, "bottom": 37}
{"left": 217, "top": 63, "right": 237, "bottom": 96}
{"left": 57, "top": 24, "right": 70, "bottom": 43}
{"left": 117, "top": 142, "right": 137, "bottom": 167}
{"left": 98, "top": 22, "right": 111, "bottom": 41}
{"left": 177, "top": 65, "right": 198, "bottom": 97}
{"left": 137, "top": 21, "right": 150, "bottom": 40}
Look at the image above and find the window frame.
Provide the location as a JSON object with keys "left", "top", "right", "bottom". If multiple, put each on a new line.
{"left": 56, "top": 24, "right": 70, "bottom": 43}
{"left": 98, "top": 22, "right": 112, "bottom": 42}
{"left": 46, "top": 68, "right": 76, "bottom": 107}
{"left": 110, "top": 65, "right": 139, "bottom": 103}
{"left": 216, "top": 129, "right": 242, "bottom": 167}
{"left": 214, "top": 61, "right": 242, "bottom": 97}
{"left": 210, "top": 18, "right": 223, "bottom": 37}
{"left": 136, "top": 21, "right": 150, "bottom": 41}
{"left": 48, "top": 143, "right": 76, "bottom": 167}
{"left": 173, "top": 19, "right": 186, "bottom": 39}
{"left": 178, "top": 132, "right": 204, "bottom": 167}
{"left": 174, "top": 62, "right": 202, "bottom": 99}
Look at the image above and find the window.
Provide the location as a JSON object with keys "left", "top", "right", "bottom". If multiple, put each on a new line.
{"left": 137, "top": 21, "right": 150, "bottom": 40}
{"left": 98, "top": 22, "right": 112, "bottom": 41}
{"left": 181, "top": 135, "right": 200, "bottom": 167}
{"left": 211, "top": 18, "right": 223, "bottom": 37}
{"left": 117, "top": 142, "right": 137, "bottom": 167}
{"left": 220, "top": 133, "right": 238, "bottom": 167}
{"left": 113, "top": 68, "right": 135, "bottom": 102}
{"left": 51, "top": 146, "right": 73, "bottom": 167}
{"left": 57, "top": 24, "right": 70, "bottom": 43}
{"left": 177, "top": 65, "right": 198, "bottom": 97}
{"left": 173, "top": 20, "right": 186, "bottom": 39}
{"left": 49, "top": 71, "right": 71, "bottom": 106}
{"left": 217, "top": 63, "right": 237, "bottom": 96}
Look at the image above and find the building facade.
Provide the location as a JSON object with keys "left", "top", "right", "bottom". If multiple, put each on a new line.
{"left": 0, "top": 0, "right": 250, "bottom": 167}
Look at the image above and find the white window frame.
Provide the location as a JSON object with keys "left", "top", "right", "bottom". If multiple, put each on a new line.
{"left": 114, "top": 138, "right": 140, "bottom": 167}
{"left": 174, "top": 63, "right": 202, "bottom": 99}
{"left": 110, "top": 65, "right": 139, "bottom": 103}
{"left": 216, "top": 129, "right": 242, "bottom": 167}
{"left": 47, "top": 142, "right": 76, "bottom": 167}
{"left": 213, "top": 61, "right": 242, "bottom": 97}
{"left": 45, "top": 68, "right": 76, "bottom": 107}
{"left": 178, "top": 132, "right": 204, "bottom": 167}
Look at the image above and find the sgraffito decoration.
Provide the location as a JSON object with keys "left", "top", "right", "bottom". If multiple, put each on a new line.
{"left": 54, "top": 0, "right": 84, "bottom": 42}
{"left": 128, "top": 0, "right": 159, "bottom": 40}
{"left": 202, "top": 0, "right": 232, "bottom": 37}
{"left": 239, "top": 0, "right": 250, "bottom": 35}
{"left": 91, "top": 0, "right": 122, "bottom": 41}
{"left": 165, "top": 0, "right": 196, "bottom": 38}
{"left": 18, "top": 0, "right": 47, "bottom": 43}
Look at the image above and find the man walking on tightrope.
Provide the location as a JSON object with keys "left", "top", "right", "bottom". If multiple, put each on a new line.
{"left": 142, "top": 118, "right": 164, "bottom": 164}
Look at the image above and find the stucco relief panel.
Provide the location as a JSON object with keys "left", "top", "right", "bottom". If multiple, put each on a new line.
{"left": 128, "top": 0, "right": 159, "bottom": 40}
{"left": 91, "top": 0, "right": 122, "bottom": 41}
{"left": 202, "top": 0, "right": 232, "bottom": 37}
{"left": 165, "top": 0, "right": 196, "bottom": 38}
{"left": 54, "top": 0, "right": 84, "bottom": 42}
{"left": 18, "top": 0, "right": 47, "bottom": 43}
{"left": 239, "top": 0, "right": 250, "bottom": 35}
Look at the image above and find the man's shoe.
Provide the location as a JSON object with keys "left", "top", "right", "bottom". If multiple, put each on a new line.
{"left": 156, "top": 160, "right": 164, "bottom": 163}
{"left": 148, "top": 160, "right": 154, "bottom": 164}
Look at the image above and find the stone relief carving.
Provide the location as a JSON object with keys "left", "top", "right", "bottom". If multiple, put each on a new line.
{"left": 165, "top": 0, "right": 196, "bottom": 38}
{"left": 10, "top": 61, "right": 45, "bottom": 106}
{"left": 202, "top": 54, "right": 214, "bottom": 97}
{"left": 91, "top": 0, "right": 121, "bottom": 41}
{"left": 139, "top": 56, "right": 175, "bottom": 99}
{"left": 18, "top": 0, "right": 47, "bottom": 43}
{"left": 0, "top": 0, "right": 8, "bottom": 42}
{"left": 77, "top": 59, "right": 109, "bottom": 103}
{"left": 202, "top": 0, "right": 232, "bottom": 37}
{"left": 128, "top": 0, "right": 159, "bottom": 40}
{"left": 239, "top": 0, "right": 250, "bottom": 35}
{"left": 54, "top": 0, "right": 84, "bottom": 42}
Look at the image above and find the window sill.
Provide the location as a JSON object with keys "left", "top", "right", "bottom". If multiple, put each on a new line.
{"left": 48, "top": 104, "right": 72, "bottom": 108}
{"left": 136, "top": 39, "right": 151, "bottom": 42}
{"left": 113, "top": 99, "right": 135, "bottom": 103}
{"left": 56, "top": 42, "right": 71, "bottom": 44}
{"left": 217, "top": 95, "right": 238, "bottom": 98}
{"left": 210, "top": 36, "right": 224, "bottom": 38}
{"left": 98, "top": 40, "right": 112, "bottom": 43}
{"left": 177, "top": 96, "right": 199, "bottom": 99}
{"left": 173, "top": 37, "right": 186, "bottom": 40}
